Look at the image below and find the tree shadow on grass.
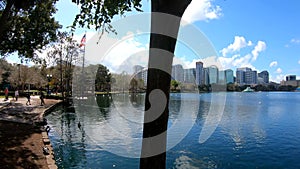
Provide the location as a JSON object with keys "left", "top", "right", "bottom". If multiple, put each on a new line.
{"left": 0, "top": 120, "right": 47, "bottom": 169}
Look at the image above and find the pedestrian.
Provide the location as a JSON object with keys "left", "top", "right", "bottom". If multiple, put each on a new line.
{"left": 40, "top": 90, "right": 45, "bottom": 106}
{"left": 26, "top": 92, "right": 31, "bottom": 105}
{"left": 15, "top": 89, "right": 19, "bottom": 101}
{"left": 4, "top": 87, "right": 9, "bottom": 101}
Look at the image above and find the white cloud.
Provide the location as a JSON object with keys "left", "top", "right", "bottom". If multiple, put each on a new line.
{"left": 270, "top": 74, "right": 285, "bottom": 83}
{"left": 298, "top": 60, "right": 300, "bottom": 64}
{"left": 220, "top": 36, "right": 252, "bottom": 56}
{"left": 182, "top": 0, "right": 222, "bottom": 23}
{"left": 291, "top": 38, "right": 300, "bottom": 44}
{"left": 269, "top": 61, "right": 278, "bottom": 67}
{"left": 80, "top": 31, "right": 152, "bottom": 74}
{"left": 177, "top": 56, "right": 222, "bottom": 70}
{"left": 251, "top": 41, "right": 266, "bottom": 61}
{"left": 217, "top": 37, "right": 267, "bottom": 72}
{"left": 218, "top": 54, "right": 256, "bottom": 71}
{"left": 285, "top": 38, "right": 300, "bottom": 48}
{"left": 276, "top": 68, "right": 282, "bottom": 74}
{"left": 218, "top": 54, "right": 239, "bottom": 70}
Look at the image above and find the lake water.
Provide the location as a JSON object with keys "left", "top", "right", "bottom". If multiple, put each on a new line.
{"left": 45, "top": 92, "right": 300, "bottom": 169}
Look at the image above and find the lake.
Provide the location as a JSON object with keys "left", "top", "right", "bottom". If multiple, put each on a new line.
{"left": 45, "top": 92, "right": 300, "bottom": 169}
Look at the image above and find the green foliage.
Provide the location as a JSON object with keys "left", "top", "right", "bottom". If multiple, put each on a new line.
{"left": 171, "top": 80, "right": 180, "bottom": 90}
{"left": 0, "top": 0, "right": 61, "bottom": 61}
{"left": 278, "top": 85, "right": 297, "bottom": 91}
{"left": 129, "top": 78, "right": 145, "bottom": 92}
{"left": 0, "top": 58, "right": 12, "bottom": 86}
{"left": 71, "top": 0, "right": 142, "bottom": 32}
{"left": 95, "top": 64, "right": 111, "bottom": 92}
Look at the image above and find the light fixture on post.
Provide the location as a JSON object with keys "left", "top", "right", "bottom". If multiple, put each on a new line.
{"left": 46, "top": 74, "right": 53, "bottom": 95}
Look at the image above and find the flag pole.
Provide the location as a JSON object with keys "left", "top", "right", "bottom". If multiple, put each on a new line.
{"left": 79, "top": 32, "right": 86, "bottom": 98}
{"left": 82, "top": 32, "right": 86, "bottom": 74}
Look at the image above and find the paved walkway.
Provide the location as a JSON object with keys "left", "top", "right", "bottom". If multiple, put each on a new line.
{"left": 0, "top": 96, "right": 61, "bottom": 169}
{"left": 0, "top": 96, "right": 60, "bottom": 124}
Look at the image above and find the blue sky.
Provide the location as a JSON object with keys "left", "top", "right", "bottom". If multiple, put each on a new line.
{"left": 8, "top": 0, "right": 299, "bottom": 83}
{"left": 192, "top": 0, "right": 300, "bottom": 82}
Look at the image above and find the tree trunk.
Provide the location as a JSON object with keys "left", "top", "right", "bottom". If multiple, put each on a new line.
{"left": 140, "top": 0, "right": 191, "bottom": 169}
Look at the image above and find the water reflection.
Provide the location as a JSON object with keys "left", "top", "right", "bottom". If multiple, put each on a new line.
{"left": 49, "top": 108, "right": 87, "bottom": 168}
{"left": 46, "top": 92, "right": 300, "bottom": 169}
{"left": 96, "top": 94, "right": 111, "bottom": 119}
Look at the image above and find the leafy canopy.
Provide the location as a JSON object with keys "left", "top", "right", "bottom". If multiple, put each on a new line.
{"left": 0, "top": 0, "right": 61, "bottom": 62}
{"left": 71, "top": 0, "right": 142, "bottom": 32}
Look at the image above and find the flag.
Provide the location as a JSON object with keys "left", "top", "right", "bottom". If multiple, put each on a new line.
{"left": 79, "top": 34, "right": 86, "bottom": 47}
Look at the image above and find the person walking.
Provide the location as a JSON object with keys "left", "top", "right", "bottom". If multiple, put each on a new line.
{"left": 40, "top": 90, "right": 45, "bottom": 106}
{"left": 4, "top": 87, "right": 9, "bottom": 101}
{"left": 26, "top": 92, "right": 31, "bottom": 105}
{"left": 15, "top": 89, "right": 19, "bottom": 101}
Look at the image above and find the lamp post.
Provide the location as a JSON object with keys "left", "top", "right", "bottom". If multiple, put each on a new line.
{"left": 47, "top": 74, "right": 52, "bottom": 95}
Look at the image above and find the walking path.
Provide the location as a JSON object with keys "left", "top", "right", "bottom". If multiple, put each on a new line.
{"left": 0, "top": 96, "right": 62, "bottom": 169}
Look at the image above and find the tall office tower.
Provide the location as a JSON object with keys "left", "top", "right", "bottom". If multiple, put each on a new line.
{"left": 208, "top": 66, "right": 218, "bottom": 84}
{"left": 133, "top": 65, "right": 144, "bottom": 79}
{"left": 184, "top": 68, "right": 196, "bottom": 83}
{"left": 195, "top": 61, "right": 203, "bottom": 85}
{"left": 141, "top": 68, "right": 148, "bottom": 85}
{"left": 172, "top": 64, "right": 184, "bottom": 82}
{"left": 225, "top": 69, "right": 234, "bottom": 84}
{"left": 258, "top": 70, "right": 269, "bottom": 83}
{"left": 245, "top": 70, "right": 257, "bottom": 84}
{"left": 218, "top": 70, "right": 226, "bottom": 84}
{"left": 236, "top": 68, "right": 245, "bottom": 84}
{"left": 286, "top": 75, "right": 296, "bottom": 81}
{"left": 236, "top": 67, "right": 258, "bottom": 85}
{"left": 203, "top": 68, "right": 210, "bottom": 85}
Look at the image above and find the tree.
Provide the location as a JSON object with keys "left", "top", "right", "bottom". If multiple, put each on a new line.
{"left": 0, "top": 0, "right": 61, "bottom": 61}
{"left": 8, "top": 64, "right": 46, "bottom": 92}
{"left": 0, "top": 58, "right": 13, "bottom": 89}
{"left": 95, "top": 64, "right": 111, "bottom": 92}
{"left": 140, "top": 2, "right": 191, "bottom": 168}
{"left": 47, "top": 31, "right": 80, "bottom": 97}
{"left": 171, "top": 80, "right": 180, "bottom": 91}
{"left": 72, "top": 0, "right": 192, "bottom": 168}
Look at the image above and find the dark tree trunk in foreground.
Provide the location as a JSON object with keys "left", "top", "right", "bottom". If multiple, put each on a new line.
{"left": 140, "top": 0, "right": 191, "bottom": 169}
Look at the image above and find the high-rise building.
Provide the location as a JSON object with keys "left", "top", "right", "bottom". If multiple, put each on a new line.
{"left": 133, "top": 65, "right": 147, "bottom": 85}
{"left": 225, "top": 69, "right": 234, "bottom": 84}
{"left": 286, "top": 75, "right": 296, "bottom": 81}
{"left": 141, "top": 68, "right": 148, "bottom": 85}
{"left": 258, "top": 70, "right": 269, "bottom": 83}
{"left": 236, "top": 67, "right": 257, "bottom": 85}
{"left": 208, "top": 66, "right": 218, "bottom": 84}
{"left": 184, "top": 68, "right": 196, "bottom": 83}
{"left": 195, "top": 62, "right": 203, "bottom": 85}
{"left": 172, "top": 64, "right": 184, "bottom": 82}
{"left": 133, "top": 65, "right": 144, "bottom": 79}
{"left": 203, "top": 68, "right": 209, "bottom": 85}
{"left": 218, "top": 70, "right": 226, "bottom": 84}
{"left": 236, "top": 68, "right": 245, "bottom": 84}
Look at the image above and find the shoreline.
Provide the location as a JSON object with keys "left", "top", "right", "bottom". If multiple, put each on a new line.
{"left": 0, "top": 96, "right": 62, "bottom": 169}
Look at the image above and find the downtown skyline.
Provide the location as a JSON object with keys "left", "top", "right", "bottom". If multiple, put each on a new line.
{"left": 133, "top": 62, "right": 279, "bottom": 86}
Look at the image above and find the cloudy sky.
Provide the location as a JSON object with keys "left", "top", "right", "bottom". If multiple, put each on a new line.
{"left": 30, "top": 0, "right": 300, "bottom": 82}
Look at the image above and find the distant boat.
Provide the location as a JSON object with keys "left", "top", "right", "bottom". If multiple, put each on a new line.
{"left": 243, "top": 87, "right": 254, "bottom": 92}
{"left": 295, "top": 87, "right": 300, "bottom": 92}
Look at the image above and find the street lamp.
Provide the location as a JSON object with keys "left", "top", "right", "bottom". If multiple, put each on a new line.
{"left": 47, "top": 74, "right": 52, "bottom": 95}
{"left": 17, "top": 64, "right": 21, "bottom": 88}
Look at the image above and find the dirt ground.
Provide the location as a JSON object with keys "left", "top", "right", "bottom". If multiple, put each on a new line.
{"left": 0, "top": 97, "right": 61, "bottom": 169}
{"left": 0, "top": 120, "right": 48, "bottom": 169}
